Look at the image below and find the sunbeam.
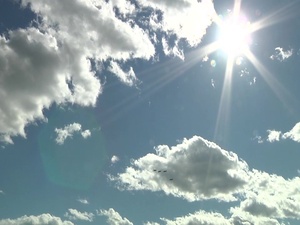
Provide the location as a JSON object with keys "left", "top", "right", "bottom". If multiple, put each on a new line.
{"left": 209, "top": 0, "right": 299, "bottom": 141}
{"left": 249, "top": 1, "right": 299, "bottom": 33}
{"left": 245, "top": 49, "right": 297, "bottom": 115}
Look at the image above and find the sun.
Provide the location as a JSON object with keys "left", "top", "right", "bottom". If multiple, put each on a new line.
{"left": 217, "top": 14, "right": 252, "bottom": 58}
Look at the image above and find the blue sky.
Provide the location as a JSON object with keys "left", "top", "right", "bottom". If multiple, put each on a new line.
{"left": 0, "top": 0, "right": 300, "bottom": 224}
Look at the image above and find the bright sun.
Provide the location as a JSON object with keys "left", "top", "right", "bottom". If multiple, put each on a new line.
{"left": 217, "top": 14, "right": 252, "bottom": 58}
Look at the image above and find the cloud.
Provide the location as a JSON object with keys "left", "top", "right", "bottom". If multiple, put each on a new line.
{"left": 161, "top": 210, "right": 231, "bottom": 225}
{"left": 139, "top": 0, "right": 215, "bottom": 47}
{"left": 108, "top": 61, "right": 139, "bottom": 86}
{"left": 81, "top": 129, "right": 91, "bottom": 139}
{"left": 54, "top": 123, "right": 82, "bottom": 145}
{"left": 0, "top": 214, "right": 74, "bottom": 225}
{"left": 64, "top": 209, "right": 94, "bottom": 222}
{"left": 109, "top": 136, "right": 250, "bottom": 202}
{"left": 161, "top": 37, "right": 184, "bottom": 60}
{"left": 0, "top": 190, "right": 4, "bottom": 195}
{"left": 98, "top": 208, "right": 133, "bottom": 225}
{"left": 266, "top": 130, "right": 281, "bottom": 143}
{"left": 111, "top": 155, "right": 120, "bottom": 164}
{"left": 270, "top": 47, "right": 293, "bottom": 61}
{"left": 77, "top": 198, "right": 89, "bottom": 205}
{"left": 282, "top": 122, "right": 300, "bottom": 142}
{"left": 0, "top": 0, "right": 215, "bottom": 143}
{"left": 263, "top": 122, "right": 300, "bottom": 143}
{"left": 253, "top": 135, "right": 263, "bottom": 144}
{"left": 54, "top": 122, "right": 92, "bottom": 144}
{"left": 20, "top": 0, "right": 155, "bottom": 61}
{"left": 110, "top": 136, "right": 300, "bottom": 223}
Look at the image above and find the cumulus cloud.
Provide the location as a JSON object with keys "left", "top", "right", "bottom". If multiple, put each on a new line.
{"left": 270, "top": 47, "right": 293, "bottom": 61}
{"left": 282, "top": 122, "right": 300, "bottom": 142}
{"left": 266, "top": 130, "right": 281, "bottom": 143}
{"left": 98, "top": 208, "right": 133, "bottom": 225}
{"left": 64, "top": 209, "right": 94, "bottom": 222}
{"left": 161, "top": 210, "right": 231, "bottom": 225}
{"left": 263, "top": 122, "right": 300, "bottom": 143}
{"left": 54, "top": 122, "right": 92, "bottom": 144}
{"left": 110, "top": 136, "right": 250, "bottom": 202}
{"left": 81, "top": 129, "right": 91, "bottom": 139}
{"left": 0, "top": 0, "right": 215, "bottom": 143}
{"left": 139, "top": 0, "right": 215, "bottom": 46}
{"left": 110, "top": 136, "right": 300, "bottom": 223}
{"left": 54, "top": 123, "right": 82, "bottom": 145}
{"left": 0, "top": 214, "right": 74, "bottom": 225}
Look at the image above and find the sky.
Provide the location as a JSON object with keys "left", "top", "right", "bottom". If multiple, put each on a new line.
{"left": 0, "top": 0, "right": 300, "bottom": 224}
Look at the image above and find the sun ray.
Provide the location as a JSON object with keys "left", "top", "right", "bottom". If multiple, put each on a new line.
{"left": 244, "top": 49, "right": 298, "bottom": 114}
{"left": 100, "top": 41, "right": 220, "bottom": 126}
{"left": 214, "top": 55, "right": 234, "bottom": 141}
{"left": 249, "top": 1, "right": 299, "bottom": 33}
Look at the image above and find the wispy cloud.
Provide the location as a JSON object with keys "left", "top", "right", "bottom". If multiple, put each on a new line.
{"left": 108, "top": 61, "right": 139, "bottom": 87}
{"left": 270, "top": 47, "right": 293, "bottom": 61}
{"left": 64, "top": 209, "right": 94, "bottom": 222}
{"left": 98, "top": 208, "right": 133, "bottom": 225}
{"left": 77, "top": 198, "right": 89, "bottom": 205}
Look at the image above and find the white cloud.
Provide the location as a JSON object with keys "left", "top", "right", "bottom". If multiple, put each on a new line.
{"left": 110, "top": 136, "right": 300, "bottom": 223}
{"left": 230, "top": 207, "right": 282, "bottom": 225}
{"left": 54, "top": 123, "right": 93, "bottom": 144}
{"left": 110, "top": 136, "right": 250, "bottom": 202}
{"left": 109, "top": 0, "right": 136, "bottom": 15}
{"left": 143, "top": 222, "right": 160, "bottom": 225}
{"left": 0, "top": 0, "right": 215, "bottom": 143}
{"left": 243, "top": 169, "right": 300, "bottom": 220}
{"left": 55, "top": 123, "right": 82, "bottom": 145}
{"left": 81, "top": 129, "right": 91, "bottom": 139}
{"left": 64, "top": 209, "right": 94, "bottom": 222}
{"left": 266, "top": 130, "right": 282, "bottom": 143}
{"left": 111, "top": 155, "right": 120, "bottom": 164}
{"left": 0, "top": 134, "right": 13, "bottom": 145}
{"left": 161, "top": 210, "right": 231, "bottom": 225}
{"left": 270, "top": 47, "right": 293, "bottom": 61}
{"left": 98, "top": 208, "right": 133, "bottom": 225}
{"left": 0, "top": 214, "right": 74, "bottom": 225}
{"left": 139, "top": 0, "right": 215, "bottom": 47}
{"left": 263, "top": 122, "right": 300, "bottom": 143}
{"left": 20, "top": 0, "right": 155, "bottom": 61}
{"left": 0, "top": 190, "right": 4, "bottom": 195}
{"left": 282, "top": 122, "right": 300, "bottom": 142}
{"left": 108, "top": 61, "right": 139, "bottom": 86}
{"left": 77, "top": 198, "right": 89, "bottom": 204}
